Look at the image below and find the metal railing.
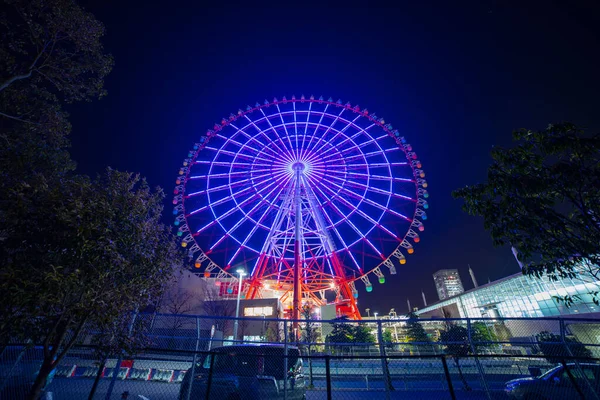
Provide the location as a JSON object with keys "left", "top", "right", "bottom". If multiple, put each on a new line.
{"left": 2, "top": 314, "right": 600, "bottom": 399}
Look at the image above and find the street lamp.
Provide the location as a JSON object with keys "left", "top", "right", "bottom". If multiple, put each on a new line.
{"left": 374, "top": 312, "right": 378, "bottom": 319}
{"left": 365, "top": 308, "right": 371, "bottom": 317}
{"left": 233, "top": 268, "right": 247, "bottom": 343}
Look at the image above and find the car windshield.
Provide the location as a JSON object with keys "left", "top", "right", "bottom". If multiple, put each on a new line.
{"left": 201, "top": 351, "right": 258, "bottom": 376}
{"left": 199, "top": 346, "right": 300, "bottom": 379}
{"left": 538, "top": 365, "right": 561, "bottom": 379}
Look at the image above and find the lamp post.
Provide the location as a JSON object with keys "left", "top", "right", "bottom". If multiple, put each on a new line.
{"left": 233, "top": 268, "right": 246, "bottom": 343}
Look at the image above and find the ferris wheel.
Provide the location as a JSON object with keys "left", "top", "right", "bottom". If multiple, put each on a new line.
{"left": 173, "top": 96, "right": 428, "bottom": 319}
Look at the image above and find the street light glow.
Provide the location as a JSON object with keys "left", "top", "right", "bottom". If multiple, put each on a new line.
{"left": 236, "top": 268, "right": 247, "bottom": 276}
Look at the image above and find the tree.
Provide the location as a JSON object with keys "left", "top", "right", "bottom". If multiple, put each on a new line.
{"left": 453, "top": 123, "right": 600, "bottom": 304}
{"left": 0, "top": 169, "right": 182, "bottom": 400}
{"left": 353, "top": 323, "right": 376, "bottom": 346}
{"left": 536, "top": 331, "right": 592, "bottom": 364}
{"left": 382, "top": 329, "right": 394, "bottom": 350}
{"left": 0, "top": 0, "right": 113, "bottom": 126}
{"left": 439, "top": 325, "right": 472, "bottom": 391}
{"left": 300, "top": 304, "right": 319, "bottom": 387}
{"left": 326, "top": 319, "right": 354, "bottom": 354}
{"left": 405, "top": 312, "right": 431, "bottom": 354}
{"left": 202, "top": 291, "right": 235, "bottom": 340}
{"left": 471, "top": 322, "right": 498, "bottom": 353}
{"left": 86, "top": 312, "right": 152, "bottom": 400}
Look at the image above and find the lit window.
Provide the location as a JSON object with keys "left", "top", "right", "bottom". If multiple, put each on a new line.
{"left": 243, "top": 306, "right": 274, "bottom": 316}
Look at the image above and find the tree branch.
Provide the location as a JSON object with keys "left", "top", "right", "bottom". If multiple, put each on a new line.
{"left": 0, "top": 72, "right": 33, "bottom": 93}
{"left": 0, "top": 110, "right": 40, "bottom": 125}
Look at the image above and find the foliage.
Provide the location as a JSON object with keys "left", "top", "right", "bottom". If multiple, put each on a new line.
{"left": 0, "top": 0, "right": 113, "bottom": 127}
{"left": 453, "top": 123, "right": 600, "bottom": 304}
{"left": 536, "top": 331, "right": 592, "bottom": 363}
{"left": 0, "top": 169, "right": 182, "bottom": 399}
{"left": 405, "top": 313, "right": 430, "bottom": 343}
{"left": 354, "top": 323, "right": 376, "bottom": 344}
{"left": 265, "top": 321, "right": 281, "bottom": 343}
{"left": 471, "top": 322, "right": 498, "bottom": 351}
{"left": 440, "top": 325, "right": 470, "bottom": 357}
{"left": 382, "top": 329, "right": 394, "bottom": 349}
{"left": 439, "top": 324, "right": 471, "bottom": 391}
{"left": 301, "top": 304, "right": 319, "bottom": 344}
{"left": 326, "top": 319, "right": 354, "bottom": 344}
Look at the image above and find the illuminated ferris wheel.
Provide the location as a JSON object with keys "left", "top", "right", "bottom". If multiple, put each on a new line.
{"left": 173, "top": 96, "right": 429, "bottom": 319}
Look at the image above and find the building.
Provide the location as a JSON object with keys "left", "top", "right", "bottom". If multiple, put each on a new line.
{"left": 433, "top": 269, "right": 465, "bottom": 300}
{"left": 417, "top": 268, "right": 600, "bottom": 320}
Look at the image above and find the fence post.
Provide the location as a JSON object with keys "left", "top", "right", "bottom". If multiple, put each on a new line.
{"left": 467, "top": 318, "right": 491, "bottom": 399}
{"left": 325, "top": 355, "right": 332, "bottom": 400}
{"left": 185, "top": 317, "right": 200, "bottom": 400}
{"left": 105, "top": 311, "right": 137, "bottom": 400}
{"left": 283, "top": 318, "right": 288, "bottom": 400}
{"left": 205, "top": 350, "right": 215, "bottom": 399}
{"left": 376, "top": 320, "right": 392, "bottom": 399}
{"left": 441, "top": 355, "right": 456, "bottom": 400}
{"left": 560, "top": 359, "right": 586, "bottom": 400}
{"left": 560, "top": 320, "right": 600, "bottom": 400}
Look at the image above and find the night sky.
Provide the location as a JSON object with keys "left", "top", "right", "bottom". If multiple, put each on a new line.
{"left": 69, "top": 1, "right": 600, "bottom": 315}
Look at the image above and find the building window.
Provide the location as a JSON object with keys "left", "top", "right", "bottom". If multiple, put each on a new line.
{"left": 244, "top": 306, "right": 274, "bottom": 317}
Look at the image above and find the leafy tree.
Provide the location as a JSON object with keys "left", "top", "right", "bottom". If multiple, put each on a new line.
{"left": 471, "top": 322, "right": 498, "bottom": 353}
{"left": 86, "top": 312, "right": 152, "bottom": 400}
{"left": 382, "top": 329, "right": 394, "bottom": 350}
{"left": 0, "top": 169, "right": 182, "bottom": 400}
{"left": 301, "top": 304, "right": 319, "bottom": 387}
{"left": 265, "top": 321, "right": 281, "bottom": 343}
{"left": 326, "top": 319, "right": 354, "bottom": 354}
{"left": 440, "top": 325, "right": 472, "bottom": 391}
{"left": 0, "top": 0, "right": 113, "bottom": 126}
{"left": 536, "top": 331, "right": 592, "bottom": 364}
{"left": 353, "top": 323, "right": 376, "bottom": 345}
{"left": 453, "top": 123, "right": 600, "bottom": 304}
{"left": 405, "top": 312, "right": 431, "bottom": 354}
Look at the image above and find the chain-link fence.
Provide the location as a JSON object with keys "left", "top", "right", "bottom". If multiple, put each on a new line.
{"left": 2, "top": 314, "right": 600, "bottom": 399}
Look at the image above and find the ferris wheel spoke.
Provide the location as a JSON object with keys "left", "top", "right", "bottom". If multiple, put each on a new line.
{"left": 214, "top": 134, "right": 265, "bottom": 156}
{"left": 303, "top": 108, "right": 347, "bottom": 157}
{"left": 226, "top": 183, "right": 290, "bottom": 267}
{"left": 304, "top": 182, "right": 363, "bottom": 272}
{"left": 195, "top": 160, "right": 272, "bottom": 168}
{"left": 260, "top": 108, "right": 295, "bottom": 159}
{"left": 238, "top": 118, "right": 289, "bottom": 158}
{"left": 198, "top": 173, "right": 288, "bottom": 235}
{"left": 292, "top": 103, "right": 300, "bottom": 160}
{"left": 211, "top": 175, "right": 289, "bottom": 252}
{"left": 228, "top": 122, "right": 287, "bottom": 160}
{"left": 301, "top": 105, "right": 329, "bottom": 160}
{"left": 186, "top": 177, "right": 255, "bottom": 198}
{"left": 318, "top": 183, "right": 384, "bottom": 258}
{"left": 316, "top": 122, "right": 376, "bottom": 160}
{"left": 315, "top": 178, "right": 401, "bottom": 241}
{"left": 274, "top": 104, "right": 296, "bottom": 157}
{"left": 298, "top": 101, "right": 313, "bottom": 160}
{"left": 310, "top": 111, "right": 359, "bottom": 156}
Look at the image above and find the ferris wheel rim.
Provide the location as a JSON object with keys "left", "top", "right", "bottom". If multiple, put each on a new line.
{"left": 174, "top": 96, "right": 429, "bottom": 294}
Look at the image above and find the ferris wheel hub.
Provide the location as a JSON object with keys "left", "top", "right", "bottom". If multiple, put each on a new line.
{"left": 292, "top": 161, "right": 305, "bottom": 172}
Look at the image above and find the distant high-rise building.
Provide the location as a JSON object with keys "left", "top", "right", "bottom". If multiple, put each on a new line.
{"left": 433, "top": 269, "right": 465, "bottom": 300}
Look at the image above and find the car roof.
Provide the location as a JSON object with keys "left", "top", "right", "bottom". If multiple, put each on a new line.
{"left": 211, "top": 344, "right": 299, "bottom": 352}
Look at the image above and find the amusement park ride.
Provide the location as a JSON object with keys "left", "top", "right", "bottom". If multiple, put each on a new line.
{"left": 173, "top": 96, "right": 428, "bottom": 320}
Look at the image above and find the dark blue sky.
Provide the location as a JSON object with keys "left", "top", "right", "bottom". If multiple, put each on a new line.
{"left": 70, "top": 1, "right": 600, "bottom": 314}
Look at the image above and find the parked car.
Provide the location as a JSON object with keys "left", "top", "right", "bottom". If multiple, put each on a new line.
{"left": 178, "top": 344, "right": 306, "bottom": 400}
{"left": 505, "top": 363, "right": 600, "bottom": 400}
